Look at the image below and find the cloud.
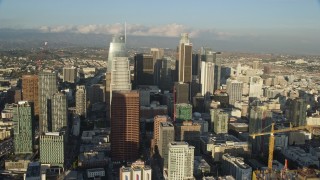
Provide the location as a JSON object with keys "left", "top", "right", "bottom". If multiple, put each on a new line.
{"left": 37, "top": 23, "right": 236, "bottom": 39}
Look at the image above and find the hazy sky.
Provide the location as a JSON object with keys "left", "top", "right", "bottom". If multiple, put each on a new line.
{"left": 0, "top": 0, "right": 320, "bottom": 54}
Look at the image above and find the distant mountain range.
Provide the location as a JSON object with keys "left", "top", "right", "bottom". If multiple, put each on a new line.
{"left": 0, "top": 29, "right": 319, "bottom": 55}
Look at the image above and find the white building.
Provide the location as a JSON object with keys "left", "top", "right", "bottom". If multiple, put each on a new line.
{"left": 201, "top": 51, "right": 215, "bottom": 97}
{"left": 168, "top": 142, "right": 195, "bottom": 180}
{"left": 119, "top": 162, "right": 152, "bottom": 180}
{"left": 75, "top": 85, "right": 86, "bottom": 118}
{"left": 249, "top": 76, "right": 263, "bottom": 98}
{"left": 226, "top": 79, "right": 243, "bottom": 105}
{"left": 111, "top": 57, "right": 132, "bottom": 91}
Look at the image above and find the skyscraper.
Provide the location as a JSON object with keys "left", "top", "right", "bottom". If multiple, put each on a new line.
{"left": 178, "top": 33, "right": 192, "bottom": 83}
{"left": 158, "top": 122, "right": 175, "bottom": 169}
{"left": 160, "top": 57, "right": 173, "bottom": 91}
{"left": 134, "top": 53, "right": 155, "bottom": 86}
{"left": 174, "top": 82, "right": 190, "bottom": 104}
{"left": 201, "top": 50, "right": 216, "bottom": 98}
{"left": 151, "top": 115, "right": 169, "bottom": 155}
{"left": 13, "top": 101, "right": 34, "bottom": 154}
{"left": 151, "top": 48, "right": 164, "bottom": 85}
{"left": 111, "top": 90, "right": 140, "bottom": 161}
{"left": 214, "top": 53, "right": 222, "bottom": 91}
{"left": 286, "top": 98, "right": 307, "bottom": 126}
{"left": 89, "top": 84, "right": 105, "bottom": 104}
{"left": 22, "top": 75, "right": 39, "bottom": 117}
{"left": 210, "top": 109, "right": 229, "bottom": 134}
{"left": 226, "top": 78, "right": 243, "bottom": 105}
{"left": 249, "top": 105, "right": 272, "bottom": 154}
{"left": 51, "top": 92, "right": 68, "bottom": 132}
{"left": 76, "top": 85, "right": 87, "bottom": 118}
{"left": 38, "top": 71, "right": 58, "bottom": 134}
{"left": 111, "top": 57, "right": 131, "bottom": 91}
{"left": 63, "top": 67, "right": 77, "bottom": 83}
{"left": 40, "top": 131, "right": 66, "bottom": 167}
{"left": 168, "top": 142, "right": 194, "bottom": 180}
{"left": 107, "top": 35, "right": 126, "bottom": 71}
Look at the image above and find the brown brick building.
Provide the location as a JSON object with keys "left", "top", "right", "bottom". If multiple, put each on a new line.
{"left": 150, "top": 115, "right": 170, "bottom": 155}
{"left": 22, "top": 75, "right": 39, "bottom": 116}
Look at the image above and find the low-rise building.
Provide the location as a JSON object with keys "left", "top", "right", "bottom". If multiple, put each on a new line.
{"left": 221, "top": 154, "right": 252, "bottom": 180}
{"left": 200, "top": 134, "right": 249, "bottom": 162}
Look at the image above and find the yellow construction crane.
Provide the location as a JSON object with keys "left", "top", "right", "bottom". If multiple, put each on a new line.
{"left": 250, "top": 123, "right": 320, "bottom": 169}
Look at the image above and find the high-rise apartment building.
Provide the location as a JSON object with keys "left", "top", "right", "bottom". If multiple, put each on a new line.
{"left": 178, "top": 33, "right": 192, "bottom": 83}
{"left": 22, "top": 75, "right": 39, "bottom": 117}
{"left": 38, "top": 71, "right": 58, "bottom": 134}
{"left": 201, "top": 50, "right": 216, "bottom": 98}
{"left": 13, "top": 101, "right": 34, "bottom": 154}
{"left": 158, "top": 122, "right": 175, "bottom": 169}
{"left": 111, "top": 91, "right": 139, "bottom": 161}
{"left": 107, "top": 35, "right": 126, "bottom": 70}
{"left": 40, "top": 131, "right": 65, "bottom": 167}
{"left": 226, "top": 79, "right": 243, "bottom": 105}
{"left": 211, "top": 109, "right": 229, "bottom": 134}
{"left": 249, "top": 105, "right": 272, "bottom": 154}
{"left": 111, "top": 57, "right": 131, "bottom": 91}
{"left": 63, "top": 67, "right": 77, "bottom": 83}
{"left": 151, "top": 115, "right": 169, "bottom": 153}
{"left": 51, "top": 92, "right": 67, "bottom": 132}
{"left": 168, "top": 142, "right": 194, "bottom": 180}
{"left": 76, "top": 85, "right": 87, "bottom": 118}
{"left": 134, "top": 54, "right": 155, "bottom": 86}
{"left": 286, "top": 98, "right": 307, "bottom": 126}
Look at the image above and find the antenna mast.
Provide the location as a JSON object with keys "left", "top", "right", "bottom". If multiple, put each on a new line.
{"left": 124, "top": 22, "right": 127, "bottom": 43}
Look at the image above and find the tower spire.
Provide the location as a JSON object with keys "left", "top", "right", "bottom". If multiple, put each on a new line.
{"left": 125, "top": 22, "right": 127, "bottom": 43}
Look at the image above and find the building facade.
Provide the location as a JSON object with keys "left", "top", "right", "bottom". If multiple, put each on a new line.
{"left": 226, "top": 79, "right": 243, "bottom": 105}
{"left": 38, "top": 71, "right": 58, "bottom": 134}
{"left": 178, "top": 33, "right": 192, "bottom": 83}
{"left": 22, "top": 75, "right": 39, "bottom": 117}
{"left": 168, "top": 142, "right": 194, "bottom": 180}
{"left": 111, "top": 91, "right": 140, "bottom": 161}
{"left": 107, "top": 34, "right": 126, "bottom": 70}
{"left": 40, "top": 132, "right": 65, "bottom": 167}
{"left": 134, "top": 53, "right": 155, "bottom": 86}
{"left": 63, "top": 67, "right": 77, "bottom": 83}
{"left": 175, "top": 103, "right": 192, "bottom": 121}
{"left": 51, "top": 92, "right": 68, "bottom": 132}
{"left": 211, "top": 109, "right": 229, "bottom": 134}
{"left": 221, "top": 154, "right": 252, "bottom": 180}
{"left": 201, "top": 50, "right": 216, "bottom": 98}
{"left": 158, "top": 122, "right": 175, "bottom": 169}
{"left": 13, "top": 101, "right": 34, "bottom": 154}
{"left": 76, "top": 85, "right": 87, "bottom": 118}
